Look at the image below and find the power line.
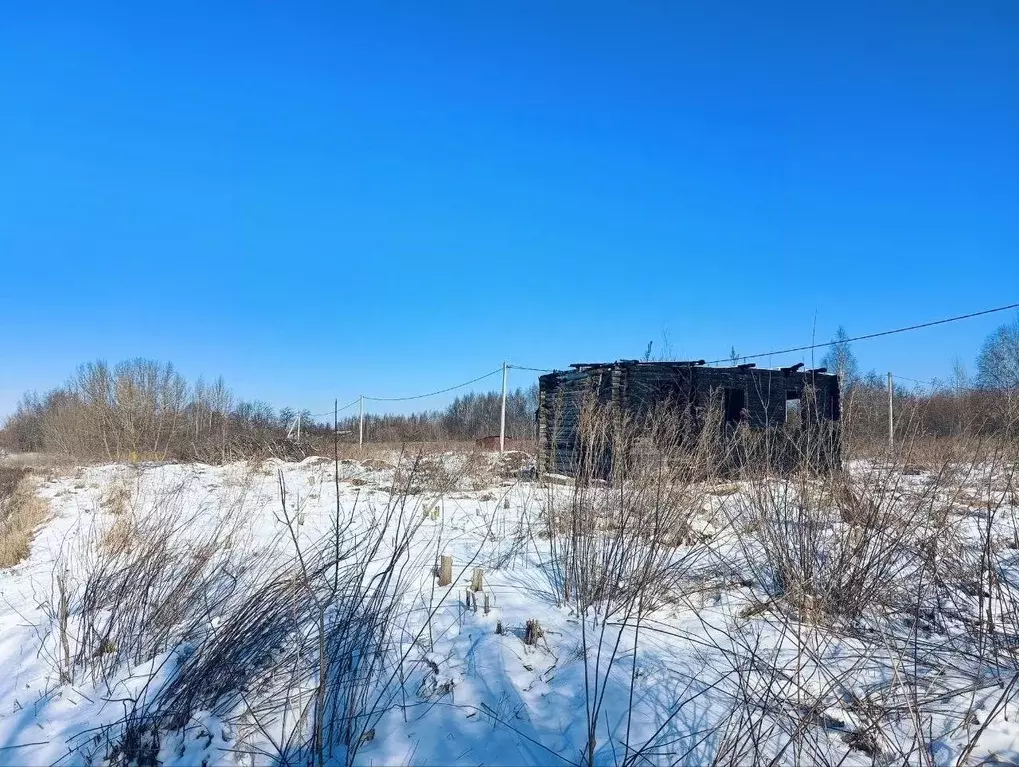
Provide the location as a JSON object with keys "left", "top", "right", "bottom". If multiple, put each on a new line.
{"left": 363, "top": 367, "right": 503, "bottom": 402}
{"left": 333, "top": 398, "right": 361, "bottom": 414}
{"left": 890, "top": 374, "right": 989, "bottom": 393}
{"left": 508, "top": 364, "right": 554, "bottom": 373}
{"left": 704, "top": 302, "right": 1019, "bottom": 365}
{"left": 306, "top": 398, "right": 360, "bottom": 418}
{"left": 307, "top": 302, "right": 1016, "bottom": 413}
{"left": 310, "top": 365, "right": 537, "bottom": 416}
{"left": 890, "top": 374, "right": 935, "bottom": 386}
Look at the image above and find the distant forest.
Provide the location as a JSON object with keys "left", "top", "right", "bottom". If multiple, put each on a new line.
{"left": 333, "top": 388, "right": 539, "bottom": 444}
{"left": 0, "top": 358, "right": 539, "bottom": 461}
{"left": 1, "top": 318, "right": 1015, "bottom": 461}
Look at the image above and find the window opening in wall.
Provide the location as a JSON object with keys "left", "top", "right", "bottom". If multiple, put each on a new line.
{"left": 723, "top": 388, "right": 746, "bottom": 425}
{"left": 786, "top": 391, "right": 802, "bottom": 429}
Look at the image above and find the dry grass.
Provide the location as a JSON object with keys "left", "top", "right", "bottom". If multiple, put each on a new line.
{"left": 28, "top": 391, "right": 1019, "bottom": 765}
{"left": 0, "top": 467, "right": 50, "bottom": 569}
{"left": 101, "top": 515, "right": 136, "bottom": 555}
{"left": 101, "top": 477, "right": 134, "bottom": 516}
{"left": 52, "top": 459, "right": 457, "bottom": 766}
{"left": 0, "top": 451, "right": 79, "bottom": 471}
{"left": 345, "top": 439, "right": 477, "bottom": 458}
{"left": 533, "top": 395, "right": 1019, "bottom": 765}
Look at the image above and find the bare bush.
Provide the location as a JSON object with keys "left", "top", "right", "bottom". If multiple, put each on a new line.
{"left": 722, "top": 459, "right": 927, "bottom": 623}
{"left": 56, "top": 457, "right": 454, "bottom": 767}
{"left": 531, "top": 385, "right": 1019, "bottom": 765}
{"left": 538, "top": 401, "right": 727, "bottom": 764}
{"left": 704, "top": 427, "right": 1019, "bottom": 765}
{"left": 50, "top": 479, "right": 244, "bottom": 688}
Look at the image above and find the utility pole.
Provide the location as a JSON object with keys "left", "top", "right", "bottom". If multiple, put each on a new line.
{"left": 499, "top": 362, "right": 508, "bottom": 453}
{"left": 887, "top": 372, "right": 894, "bottom": 450}
{"left": 358, "top": 395, "right": 364, "bottom": 450}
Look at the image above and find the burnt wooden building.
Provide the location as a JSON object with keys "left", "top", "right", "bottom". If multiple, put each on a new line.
{"left": 537, "top": 360, "right": 841, "bottom": 477}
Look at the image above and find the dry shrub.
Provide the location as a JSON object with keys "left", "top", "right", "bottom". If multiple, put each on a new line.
{"left": 0, "top": 467, "right": 49, "bottom": 568}
{"left": 537, "top": 401, "right": 725, "bottom": 766}
{"left": 361, "top": 457, "right": 395, "bottom": 472}
{"left": 496, "top": 449, "right": 534, "bottom": 479}
{"left": 540, "top": 400, "right": 723, "bottom": 609}
{"left": 718, "top": 426, "right": 991, "bottom": 625}
{"left": 706, "top": 428, "right": 1019, "bottom": 766}
{"left": 391, "top": 451, "right": 486, "bottom": 494}
{"left": 55, "top": 481, "right": 243, "bottom": 685}
{"left": 535, "top": 393, "right": 1019, "bottom": 765}
{"left": 0, "top": 467, "right": 29, "bottom": 502}
{"left": 101, "top": 476, "right": 134, "bottom": 516}
{"left": 101, "top": 516, "right": 136, "bottom": 556}
{"left": 727, "top": 468, "right": 920, "bottom": 623}
{"left": 69, "top": 463, "right": 442, "bottom": 767}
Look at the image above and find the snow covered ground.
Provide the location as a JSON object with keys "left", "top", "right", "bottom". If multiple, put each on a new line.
{"left": 1, "top": 452, "right": 1017, "bottom": 765}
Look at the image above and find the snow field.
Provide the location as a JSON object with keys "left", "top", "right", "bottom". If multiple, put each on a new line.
{"left": 0, "top": 450, "right": 1017, "bottom": 765}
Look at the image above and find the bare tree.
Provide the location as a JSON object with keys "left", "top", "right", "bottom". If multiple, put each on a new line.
{"left": 820, "top": 325, "right": 859, "bottom": 392}
{"left": 977, "top": 316, "right": 1019, "bottom": 391}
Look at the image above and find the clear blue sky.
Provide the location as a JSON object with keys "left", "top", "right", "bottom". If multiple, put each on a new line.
{"left": 2, "top": 1, "right": 1017, "bottom": 417}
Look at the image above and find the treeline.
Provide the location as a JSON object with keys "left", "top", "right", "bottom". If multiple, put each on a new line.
{"left": 841, "top": 374, "right": 1017, "bottom": 450}
{"left": 821, "top": 320, "right": 1019, "bottom": 448}
{"left": 337, "top": 388, "right": 539, "bottom": 444}
{"left": 0, "top": 360, "right": 312, "bottom": 462}
{"left": 3, "top": 317, "right": 1014, "bottom": 461}
{"left": 0, "top": 359, "right": 540, "bottom": 461}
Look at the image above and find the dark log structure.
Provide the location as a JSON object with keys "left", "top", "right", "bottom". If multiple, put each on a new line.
{"left": 537, "top": 360, "right": 841, "bottom": 477}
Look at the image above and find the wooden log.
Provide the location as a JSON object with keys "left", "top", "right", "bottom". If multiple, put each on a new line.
{"left": 524, "top": 619, "right": 542, "bottom": 646}
{"left": 438, "top": 555, "right": 452, "bottom": 587}
{"left": 471, "top": 567, "right": 484, "bottom": 592}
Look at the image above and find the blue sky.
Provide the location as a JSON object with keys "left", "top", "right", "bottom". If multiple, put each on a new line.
{"left": 1, "top": 2, "right": 1017, "bottom": 417}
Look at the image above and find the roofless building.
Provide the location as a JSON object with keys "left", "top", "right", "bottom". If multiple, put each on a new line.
{"left": 536, "top": 360, "right": 841, "bottom": 477}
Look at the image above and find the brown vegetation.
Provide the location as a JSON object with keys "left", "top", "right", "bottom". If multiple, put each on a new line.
{"left": 0, "top": 467, "right": 49, "bottom": 569}
{"left": 0, "top": 358, "right": 540, "bottom": 463}
{"left": 536, "top": 392, "right": 1018, "bottom": 764}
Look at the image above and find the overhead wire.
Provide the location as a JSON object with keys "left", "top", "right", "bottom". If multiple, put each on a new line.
{"left": 508, "top": 364, "right": 554, "bottom": 373}
{"left": 891, "top": 374, "right": 937, "bottom": 387}
{"left": 890, "top": 374, "right": 989, "bottom": 393}
{"left": 363, "top": 367, "right": 504, "bottom": 402}
{"left": 306, "top": 398, "right": 361, "bottom": 419}
{"left": 301, "top": 301, "right": 1016, "bottom": 416}
{"left": 703, "top": 302, "right": 1019, "bottom": 366}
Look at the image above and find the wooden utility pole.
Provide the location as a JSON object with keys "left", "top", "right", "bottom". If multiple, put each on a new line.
{"left": 887, "top": 372, "right": 894, "bottom": 449}
{"left": 499, "top": 362, "right": 508, "bottom": 453}
{"left": 358, "top": 395, "right": 364, "bottom": 450}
